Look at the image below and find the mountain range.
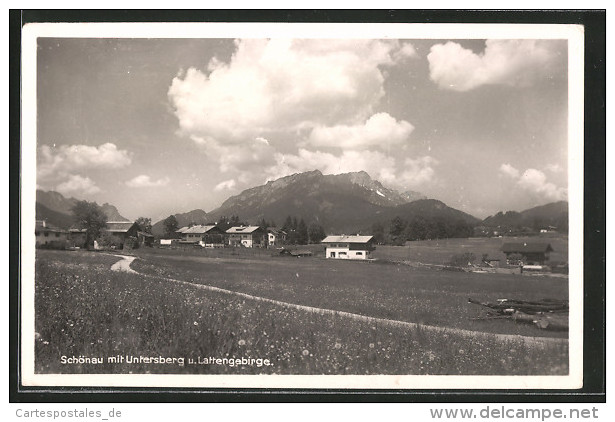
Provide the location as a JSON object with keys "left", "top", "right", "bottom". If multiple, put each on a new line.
{"left": 34, "top": 171, "right": 568, "bottom": 236}
{"left": 150, "top": 209, "right": 209, "bottom": 236}
{"left": 480, "top": 201, "right": 569, "bottom": 232}
{"left": 36, "top": 189, "right": 129, "bottom": 229}
{"left": 205, "top": 170, "right": 473, "bottom": 233}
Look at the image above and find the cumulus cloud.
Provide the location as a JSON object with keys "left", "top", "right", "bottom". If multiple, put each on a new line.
{"left": 428, "top": 39, "right": 565, "bottom": 91}
{"left": 499, "top": 164, "right": 566, "bottom": 201}
{"left": 55, "top": 175, "right": 101, "bottom": 195}
{"left": 193, "top": 136, "right": 277, "bottom": 177}
{"left": 393, "top": 42, "right": 418, "bottom": 61}
{"left": 168, "top": 39, "right": 417, "bottom": 142}
{"left": 545, "top": 163, "right": 563, "bottom": 173}
{"left": 264, "top": 148, "right": 436, "bottom": 190}
{"left": 266, "top": 149, "right": 390, "bottom": 181}
{"left": 125, "top": 175, "right": 170, "bottom": 188}
{"left": 517, "top": 169, "right": 567, "bottom": 201}
{"left": 38, "top": 142, "right": 132, "bottom": 180}
{"left": 214, "top": 179, "right": 237, "bottom": 192}
{"left": 499, "top": 163, "right": 520, "bottom": 178}
{"left": 308, "top": 113, "right": 414, "bottom": 150}
{"left": 398, "top": 156, "right": 438, "bottom": 187}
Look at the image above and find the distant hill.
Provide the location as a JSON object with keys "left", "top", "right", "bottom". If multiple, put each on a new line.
{"left": 481, "top": 201, "right": 568, "bottom": 233}
{"left": 35, "top": 190, "right": 129, "bottom": 229}
{"left": 36, "top": 190, "right": 78, "bottom": 215}
{"left": 151, "top": 209, "right": 209, "bottom": 236}
{"left": 35, "top": 202, "right": 75, "bottom": 230}
{"left": 100, "top": 203, "right": 129, "bottom": 222}
{"left": 204, "top": 170, "right": 473, "bottom": 234}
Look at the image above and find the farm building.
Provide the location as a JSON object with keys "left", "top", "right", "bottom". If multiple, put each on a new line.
{"left": 178, "top": 225, "right": 225, "bottom": 247}
{"left": 137, "top": 231, "right": 154, "bottom": 247}
{"left": 68, "top": 228, "right": 87, "bottom": 247}
{"left": 321, "top": 235, "right": 375, "bottom": 260}
{"left": 68, "top": 223, "right": 152, "bottom": 249}
{"left": 178, "top": 225, "right": 208, "bottom": 244}
{"left": 101, "top": 221, "right": 140, "bottom": 249}
{"left": 35, "top": 220, "right": 68, "bottom": 247}
{"left": 267, "top": 227, "right": 287, "bottom": 247}
{"left": 226, "top": 226, "right": 267, "bottom": 248}
{"left": 501, "top": 242, "right": 554, "bottom": 265}
{"left": 176, "top": 226, "right": 190, "bottom": 235}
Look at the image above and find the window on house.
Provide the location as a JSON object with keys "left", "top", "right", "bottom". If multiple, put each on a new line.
{"left": 330, "top": 252, "right": 336, "bottom": 258}
{"left": 356, "top": 252, "right": 363, "bottom": 255}
{"left": 44, "top": 232, "right": 49, "bottom": 237}
{"left": 339, "top": 252, "right": 347, "bottom": 256}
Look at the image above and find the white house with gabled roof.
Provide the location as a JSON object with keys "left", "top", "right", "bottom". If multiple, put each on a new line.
{"left": 226, "top": 226, "right": 266, "bottom": 248}
{"left": 321, "top": 235, "right": 375, "bottom": 260}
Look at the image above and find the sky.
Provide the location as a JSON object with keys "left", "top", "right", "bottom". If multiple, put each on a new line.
{"left": 35, "top": 36, "right": 569, "bottom": 222}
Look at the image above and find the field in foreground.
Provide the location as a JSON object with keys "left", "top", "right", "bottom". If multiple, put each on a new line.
{"left": 131, "top": 247, "right": 568, "bottom": 338}
{"left": 34, "top": 250, "right": 568, "bottom": 376}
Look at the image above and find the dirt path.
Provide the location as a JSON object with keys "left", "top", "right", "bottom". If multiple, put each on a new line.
{"left": 110, "top": 254, "right": 137, "bottom": 273}
{"left": 110, "top": 255, "right": 567, "bottom": 347}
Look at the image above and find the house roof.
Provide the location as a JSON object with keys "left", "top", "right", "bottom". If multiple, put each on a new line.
{"left": 226, "top": 226, "right": 262, "bottom": 234}
{"left": 35, "top": 221, "right": 67, "bottom": 233}
{"left": 267, "top": 227, "right": 287, "bottom": 235}
{"left": 176, "top": 226, "right": 190, "bottom": 233}
{"left": 322, "top": 235, "right": 374, "bottom": 244}
{"left": 105, "top": 221, "right": 138, "bottom": 233}
{"left": 137, "top": 231, "right": 154, "bottom": 238}
{"left": 182, "top": 225, "right": 218, "bottom": 234}
{"left": 501, "top": 242, "right": 554, "bottom": 254}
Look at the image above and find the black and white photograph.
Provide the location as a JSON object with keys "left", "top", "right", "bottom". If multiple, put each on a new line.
{"left": 19, "top": 20, "right": 587, "bottom": 390}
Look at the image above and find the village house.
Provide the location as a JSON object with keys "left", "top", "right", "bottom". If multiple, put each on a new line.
{"left": 175, "top": 226, "right": 190, "bottom": 236}
{"left": 100, "top": 221, "right": 140, "bottom": 249}
{"left": 35, "top": 220, "right": 68, "bottom": 247}
{"left": 226, "top": 226, "right": 267, "bottom": 248}
{"left": 321, "top": 235, "right": 375, "bottom": 260}
{"left": 501, "top": 242, "right": 554, "bottom": 265}
{"left": 178, "top": 225, "right": 225, "bottom": 247}
{"left": 178, "top": 225, "right": 207, "bottom": 244}
{"left": 266, "top": 227, "right": 287, "bottom": 247}
{"left": 137, "top": 231, "right": 154, "bottom": 247}
{"left": 68, "top": 228, "right": 87, "bottom": 247}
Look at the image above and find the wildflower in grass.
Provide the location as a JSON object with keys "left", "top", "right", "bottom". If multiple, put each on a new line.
{"left": 193, "top": 321, "right": 198, "bottom": 326}
{"left": 458, "top": 349, "right": 465, "bottom": 355}
{"left": 334, "top": 342, "right": 342, "bottom": 349}
{"left": 369, "top": 343, "right": 375, "bottom": 349}
{"left": 238, "top": 339, "right": 246, "bottom": 346}
{"left": 302, "top": 349, "right": 309, "bottom": 356}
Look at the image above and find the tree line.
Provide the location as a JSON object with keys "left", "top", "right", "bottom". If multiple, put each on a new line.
{"left": 72, "top": 200, "right": 473, "bottom": 249}
{"left": 372, "top": 215, "right": 475, "bottom": 245}
{"left": 280, "top": 215, "right": 326, "bottom": 245}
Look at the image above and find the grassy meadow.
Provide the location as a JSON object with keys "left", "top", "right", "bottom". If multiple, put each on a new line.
{"left": 131, "top": 247, "right": 568, "bottom": 338}
{"left": 33, "top": 249, "right": 568, "bottom": 376}
{"left": 372, "top": 235, "right": 569, "bottom": 265}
